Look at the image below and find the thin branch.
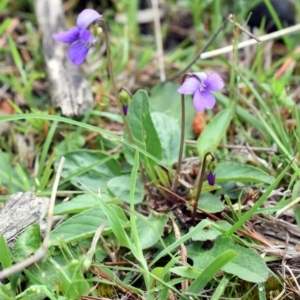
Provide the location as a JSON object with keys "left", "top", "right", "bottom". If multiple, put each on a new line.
{"left": 276, "top": 197, "right": 300, "bottom": 218}
{"left": 228, "top": 14, "right": 261, "bottom": 42}
{"left": 151, "top": 0, "right": 166, "bottom": 81}
{"left": 200, "top": 23, "right": 300, "bottom": 60}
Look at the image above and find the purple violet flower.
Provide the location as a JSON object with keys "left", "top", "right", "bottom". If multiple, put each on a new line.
{"left": 207, "top": 172, "right": 216, "bottom": 186}
{"left": 53, "top": 9, "right": 102, "bottom": 66}
{"left": 178, "top": 72, "right": 224, "bottom": 112}
{"left": 122, "top": 104, "right": 128, "bottom": 116}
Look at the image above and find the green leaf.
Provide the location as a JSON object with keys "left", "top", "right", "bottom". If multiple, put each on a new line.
{"left": 197, "top": 108, "right": 233, "bottom": 160}
{"left": 191, "top": 221, "right": 231, "bottom": 241}
{"left": 0, "top": 150, "right": 27, "bottom": 192}
{"left": 55, "top": 132, "right": 85, "bottom": 157}
{"left": 0, "top": 235, "right": 12, "bottom": 270}
{"left": 149, "top": 219, "right": 213, "bottom": 268}
{"left": 0, "top": 114, "right": 169, "bottom": 171}
{"left": 0, "top": 17, "right": 12, "bottom": 36}
{"left": 216, "top": 162, "right": 274, "bottom": 184}
{"left": 50, "top": 205, "right": 128, "bottom": 244}
{"left": 150, "top": 82, "right": 195, "bottom": 139}
{"left": 58, "top": 258, "right": 90, "bottom": 299}
{"left": 125, "top": 90, "right": 162, "bottom": 167}
{"left": 198, "top": 193, "right": 224, "bottom": 213}
{"left": 54, "top": 193, "right": 114, "bottom": 215}
{"left": 187, "top": 236, "right": 268, "bottom": 283}
{"left": 0, "top": 0, "right": 10, "bottom": 12}
{"left": 8, "top": 36, "right": 27, "bottom": 86}
{"left": 25, "top": 254, "right": 67, "bottom": 290}
{"left": 0, "top": 235, "right": 19, "bottom": 288}
{"left": 170, "top": 266, "right": 201, "bottom": 279}
{"left": 11, "top": 224, "right": 42, "bottom": 262}
{"left": 225, "top": 162, "right": 291, "bottom": 235}
{"left": 107, "top": 174, "right": 145, "bottom": 204}
{"left": 55, "top": 150, "right": 120, "bottom": 190}
{"left": 151, "top": 112, "right": 182, "bottom": 166}
{"left": 184, "top": 250, "right": 238, "bottom": 298}
{"left": 136, "top": 213, "right": 168, "bottom": 249}
{"left": 96, "top": 197, "right": 132, "bottom": 249}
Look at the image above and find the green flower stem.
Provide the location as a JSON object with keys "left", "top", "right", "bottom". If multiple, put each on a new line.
{"left": 172, "top": 74, "right": 190, "bottom": 197}
{"left": 101, "top": 21, "right": 133, "bottom": 142}
{"left": 119, "top": 86, "right": 133, "bottom": 98}
{"left": 171, "top": 94, "right": 185, "bottom": 194}
{"left": 191, "top": 152, "right": 214, "bottom": 221}
{"left": 101, "top": 21, "right": 155, "bottom": 201}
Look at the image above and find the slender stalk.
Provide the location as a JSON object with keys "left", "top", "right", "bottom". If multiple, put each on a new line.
{"left": 172, "top": 73, "right": 202, "bottom": 197}
{"left": 119, "top": 86, "right": 133, "bottom": 98}
{"left": 191, "top": 152, "right": 212, "bottom": 222}
{"left": 171, "top": 94, "right": 185, "bottom": 194}
{"left": 101, "top": 21, "right": 156, "bottom": 202}
{"left": 101, "top": 21, "right": 133, "bottom": 143}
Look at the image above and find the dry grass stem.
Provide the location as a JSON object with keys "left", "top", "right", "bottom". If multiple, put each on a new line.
{"left": 201, "top": 23, "right": 300, "bottom": 60}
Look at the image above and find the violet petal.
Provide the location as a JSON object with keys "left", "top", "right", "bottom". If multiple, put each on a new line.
{"left": 77, "top": 9, "right": 102, "bottom": 30}
{"left": 52, "top": 27, "right": 80, "bottom": 44}
{"left": 122, "top": 105, "right": 128, "bottom": 116}
{"left": 68, "top": 41, "right": 90, "bottom": 65}
{"left": 207, "top": 172, "right": 216, "bottom": 186}
{"left": 200, "top": 90, "right": 216, "bottom": 109}
{"left": 80, "top": 29, "right": 97, "bottom": 43}
{"left": 192, "top": 89, "right": 205, "bottom": 112}
{"left": 192, "top": 72, "right": 207, "bottom": 82}
{"left": 178, "top": 77, "right": 199, "bottom": 95}
{"left": 204, "top": 73, "right": 224, "bottom": 91}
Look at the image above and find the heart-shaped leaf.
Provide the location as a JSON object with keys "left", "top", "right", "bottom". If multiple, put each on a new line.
{"left": 125, "top": 90, "right": 162, "bottom": 167}
{"left": 136, "top": 213, "right": 168, "bottom": 249}
{"left": 107, "top": 174, "right": 145, "bottom": 204}
{"left": 55, "top": 150, "right": 120, "bottom": 190}
{"left": 216, "top": 162, "right": 274, "bottom": 184}
{"left": 187, "top": 235, "right": 268, "bottom": 283}
{"left": 151, "top": 112, "right": 182, "bottom": 166}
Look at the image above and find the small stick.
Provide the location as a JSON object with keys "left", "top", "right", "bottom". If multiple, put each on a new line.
{"left": 275, "top": 197, "right": 300, "bottom": 218}
{"left": 87, "top": 223, "right": 106, "bottom": 261}
{"left": 171, "top": 217, "right": 188, "bottom": 292}
{"left": 151, "top": 0, "right": 166, "bottom": 81}
{"left": 170, "top": 19, "right": 300, "bottom": 80}
{"left": 228, "top": 14, "right": 261, "bottom": 42}
{"left": 200, "top": 23, "right": 300, "bottom": 60}
{"left": 186, "top": 140, "right": 277, "bottom": 153}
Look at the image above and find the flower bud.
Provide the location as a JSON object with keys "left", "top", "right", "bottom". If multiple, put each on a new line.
{"left": 207, "top": 172, "right": 216, "bottom": 186}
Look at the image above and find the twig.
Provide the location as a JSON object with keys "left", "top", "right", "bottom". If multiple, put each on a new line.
{"left": 285, "top": 264, "right": 300, "bottom": 292}
{"left": 228, "top": 14, "right": 261, "bottom": 42}
{"left": 171, "top": 217, "right": 188, "bottom": 292}
{"left": 0, "top": 157, "right": 65, "bottom": 280}
{"left": 200, "top": 23, "right": 300, "bottom": 60}
{"left": 151, "top": 0, "right": 166, "bottom": 81}
{"left": 186, "top": 140, "right": 277, "bottom": 153}
{"left": 276, "top": 197, "right": 300, "bottom": 218}
{"left": 87, "top": 223, "right": 106, "bottom": 261}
